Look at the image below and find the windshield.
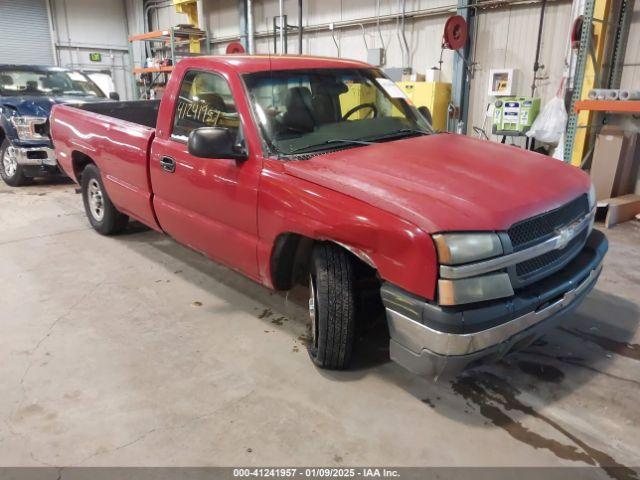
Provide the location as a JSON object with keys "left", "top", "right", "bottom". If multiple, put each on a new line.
{"left": 243, "top": 68, "right": 432, "bottom": 156}
{"left": 0, "top": 69, "right": 105, "bottom": 98}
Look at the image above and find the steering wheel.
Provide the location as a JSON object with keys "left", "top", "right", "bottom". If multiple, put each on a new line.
{"left": 341, "top": 103, "right": 378, "bottom": 121}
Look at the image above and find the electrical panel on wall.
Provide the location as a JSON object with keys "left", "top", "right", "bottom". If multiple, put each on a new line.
{"left": 367, "top": 48, "right": 384, "bottom": 67}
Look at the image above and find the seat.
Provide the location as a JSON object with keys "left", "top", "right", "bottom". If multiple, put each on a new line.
{"left": 198, "top": 92, "right": 226, "bottom": 112}
{"left": 0, "top": 75, "right": 13, "bottom": 87}
{"left": 25, "top": 80, "right": 39, "bottom": 92}
{"left": 41, "top": 76, "right": 67, "bottom": 92}
{"left": 281, "top": 86, "right": 316, "bottom": 133}
{"left": 311, "top": 82, "right": 347, "bottom": 125}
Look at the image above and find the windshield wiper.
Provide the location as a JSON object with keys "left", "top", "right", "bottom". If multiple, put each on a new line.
{"left": 286, "top": 138, "right": 374, "bottom": 155}
{"left": 362, "top": 128, "right": 429, "bottom": 142}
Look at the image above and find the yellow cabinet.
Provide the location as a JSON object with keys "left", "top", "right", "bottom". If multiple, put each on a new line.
{"left": 396, "top": 81, "right": 451, "bottom": 131}
{"left": 337, "top": 80, "right": 451, "bottom": 130}
{"left": 339, "top": 83, "right": 377, "bottom": 120}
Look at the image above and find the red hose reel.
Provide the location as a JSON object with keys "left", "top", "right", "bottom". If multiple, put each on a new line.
{"left": 442, "top": 15, "right": 468, "bottom": 51}
{"left": 226, "top": 42, "right": 246, "bottom": 54}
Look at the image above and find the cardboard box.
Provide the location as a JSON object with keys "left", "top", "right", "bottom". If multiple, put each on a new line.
{"left": 617, "top": 131, "right": 640, "bottom": 195}
{"left": 597, "top": 194, "right": 640, "bottom": 228}
{"left": 590, "top": 126, "right": 640, "bottom": 200}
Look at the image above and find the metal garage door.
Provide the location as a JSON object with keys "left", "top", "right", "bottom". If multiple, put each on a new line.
{"left": 0, "top": 0, "right": 54, "bottom": 65}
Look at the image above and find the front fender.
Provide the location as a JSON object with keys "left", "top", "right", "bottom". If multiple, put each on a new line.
{"left": 257, "top": 161, "right": 438, "bottom": 300}
{"left": 0, "top": 107, "right": 53, "bottom": 148}
{"left": 0, "top": 110, "right": 18, "bottom": 143}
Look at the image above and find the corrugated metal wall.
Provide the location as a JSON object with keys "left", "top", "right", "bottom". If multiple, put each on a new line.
{"left": 467, "top": 1, "right": 573, "bottom": 140}
{"left": 152, "top": 0, "right": 575, "bottom": 137}
{"left": 49, "top": 0, "right": 132, "bottom": 99}
{"left": 0, "top": 0, "right": 54, "bottom": 65}
{"left": 620, "top": 0, "right": 640, "bottom": 89}
{"left": 148, "top": 0, "right": 639, "bottom": 139}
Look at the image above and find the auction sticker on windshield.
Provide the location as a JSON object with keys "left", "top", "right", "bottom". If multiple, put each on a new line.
{"left": 375, "top": 78, "right": 408, "bottom": 99}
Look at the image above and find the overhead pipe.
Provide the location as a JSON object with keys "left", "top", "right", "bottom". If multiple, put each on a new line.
{"left": 279, "top": 0, "right": 285, "bottom": 54}
{"left": 298, "top": 0, "right": 303, "bottom": 54}
{"left": 197, "top": 0, "right": 206, "bottom": 31}
{"left": 399, "top": 0, "right": 410, "bottom": 70}
{"left": 395, "top": 15, "right": 402, "bottom": 65}
{"left": 247, "top": 0, "right": 255, "bottom": 54}
{"left": 143, "top": 0, "right": 170, "bottom": 33}
{"left": 359, "top": 24, "right": 369, "bottom": 50}
{"left": 376, "top": 0, "right": 385, "bottom": 50}
{"left": 238, "top": 0, "right": 248, "bottom": 50}
{"left": 530, "top": 0, "right": 547, "bottom": 96}
{"left": 394, "top": 0, "right": 410, "bottom": 69}
{"left": 143, "top": 0, "right": 171, "bottom": 58}
{"left": 208, "top": 0, "right": 563, "bottom": 46}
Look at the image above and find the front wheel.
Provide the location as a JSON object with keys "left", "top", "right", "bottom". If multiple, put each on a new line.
{"left": 0, "top": 139, "right": 30, "bottom": 187}
{"left": 307, "top": 243, "right": 356, "bottom": 370}
{"left": 81, "top": 163, "right": 129, "bottom": 235}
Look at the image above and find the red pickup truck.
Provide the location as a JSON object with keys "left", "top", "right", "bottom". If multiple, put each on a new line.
{"left": 51, "top": 55, "right": 607, "bottom": 378}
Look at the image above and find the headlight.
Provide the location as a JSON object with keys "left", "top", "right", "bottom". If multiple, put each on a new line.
{"left": 438, "top": 273, "right": 514, "bottom": 306}
{"left": 588, "top": 182, "right": 596, "bottom": 210}
{"left": 11, "top": 116, "right": 48, "bottom": 141}
{"left": 433, "top": 233, "right": 503, "bottom": 265}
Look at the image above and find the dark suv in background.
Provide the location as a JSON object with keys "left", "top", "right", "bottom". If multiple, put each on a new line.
{"left": 0, "top": 65, "right": 112, "bottom": 186}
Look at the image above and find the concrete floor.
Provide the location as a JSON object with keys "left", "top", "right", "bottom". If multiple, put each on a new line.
{"left": 0, "top": 179, "right": 639, "bottom": 475}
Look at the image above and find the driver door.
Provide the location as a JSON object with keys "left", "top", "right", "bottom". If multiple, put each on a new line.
{"left": 150, "top": 70, "right": 261, "bottom": 280}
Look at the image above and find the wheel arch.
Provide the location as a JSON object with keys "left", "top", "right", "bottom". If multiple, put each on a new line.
{"left": 269, "top": 232, "right": 378, "bottom": 291}
{"left": 71, "top": 150, "right": 95, "bottom": 183}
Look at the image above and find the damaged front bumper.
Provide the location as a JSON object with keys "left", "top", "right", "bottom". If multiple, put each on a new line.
{"left": 14, "top": 146, "right": 57, "bottom": 167}
{"left": 12, "top": 145, "right": 60, "bottom": 177}
{"left": 381, "top": 229, "right": 608, "bottom": 379}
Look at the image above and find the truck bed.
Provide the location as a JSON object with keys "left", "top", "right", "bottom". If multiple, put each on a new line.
{"left": 74, "top": 100, "right": 160, "bottom": 129}
{"left": 51, "top": 101, "right": 160, "bottom": 230}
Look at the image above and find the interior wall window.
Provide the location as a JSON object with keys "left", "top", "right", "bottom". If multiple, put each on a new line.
{"left": 172, "top": 70, "right": 240, "bottom": 139}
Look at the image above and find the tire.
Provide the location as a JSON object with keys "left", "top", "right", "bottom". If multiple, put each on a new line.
{"left": 307, "top": 243, "right": 356, "bottom": 369}
{"left": 81, "top": 163, "right": 129, "bottom": 235}
{"left": 0, "top": 139, "right": 30, "bottom": 187}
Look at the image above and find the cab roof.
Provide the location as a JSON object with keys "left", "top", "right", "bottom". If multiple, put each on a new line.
{"left": 179, "top": 55, "right": 372, "bottom": 74}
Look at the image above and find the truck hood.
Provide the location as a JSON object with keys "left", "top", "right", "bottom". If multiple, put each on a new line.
{"left": 1, "top": 95, "right": 108, "bottom": 116}
{"left": 283, "top": 133, "right": 591, "bottom": 233}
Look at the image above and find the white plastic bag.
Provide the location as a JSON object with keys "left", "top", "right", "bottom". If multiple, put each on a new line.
{"left": 526, "top": 96, "right": 567, "bottom": 145}
{"left": 552, "top": 133, "right": 565, "bottom": 161}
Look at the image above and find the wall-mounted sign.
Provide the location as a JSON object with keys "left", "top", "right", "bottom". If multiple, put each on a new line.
{"left": 89, "top": 52, "right": 102, "bottom": 62}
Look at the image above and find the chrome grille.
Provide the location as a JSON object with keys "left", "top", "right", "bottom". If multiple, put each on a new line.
{"left": 515, "top": 228, "right": 588, "bottom": 278}
{"left": 509, "top": 194, "right": 590, "bottom": 283}
{"left": 508, "top": 194, "right": 589, "bottom": 251}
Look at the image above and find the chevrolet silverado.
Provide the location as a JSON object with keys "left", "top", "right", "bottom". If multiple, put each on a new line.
{"left": 50, "top": 56, "right": 607, "bottom": 378}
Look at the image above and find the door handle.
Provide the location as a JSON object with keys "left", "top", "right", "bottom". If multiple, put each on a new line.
{"left": 159, "top": 156, "right": 176, "bottom": 173}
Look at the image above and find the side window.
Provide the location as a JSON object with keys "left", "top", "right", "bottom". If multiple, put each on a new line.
{"left": 172, "top": 71, "right": 240, "bottom": 139}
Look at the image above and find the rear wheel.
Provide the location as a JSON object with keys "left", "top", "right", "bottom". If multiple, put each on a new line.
{"left": 307, "top": 243, "right": 356, "bottom": 369}
{"left": 0, "top": 139, "right": 30, "bottom": 187}
{"left": 81, "top": 163, "right": 129, "bottom": 235}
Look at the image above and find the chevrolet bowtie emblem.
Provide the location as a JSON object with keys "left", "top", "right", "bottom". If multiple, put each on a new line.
{"left": 556, "top": 219, "right": 581, "bottom": 249}
{"left": 556, "top": 227, "right": 573, "bottom": 249}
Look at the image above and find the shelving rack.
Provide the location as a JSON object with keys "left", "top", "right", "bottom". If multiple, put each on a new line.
{"left": 564, "top": 0, "right": 633, "bottom": 164}
{"left": 574, "top": 100, "right": 640, "bottom": 114}
{"left": 563, "top": 0, "right": 595, "bottom": 164}
{"left": 128, "top": 26, "right": 210, "bottom": 99}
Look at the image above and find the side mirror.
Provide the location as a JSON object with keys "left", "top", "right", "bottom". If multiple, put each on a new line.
{"left": 109, "top": 91, "right": 120, "bottom": 101}
{"left": 418, "top": 106, "right": 432, "bottom": 125}
{"left": 188, "top": 127, "right": 247, "bottom": 161}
